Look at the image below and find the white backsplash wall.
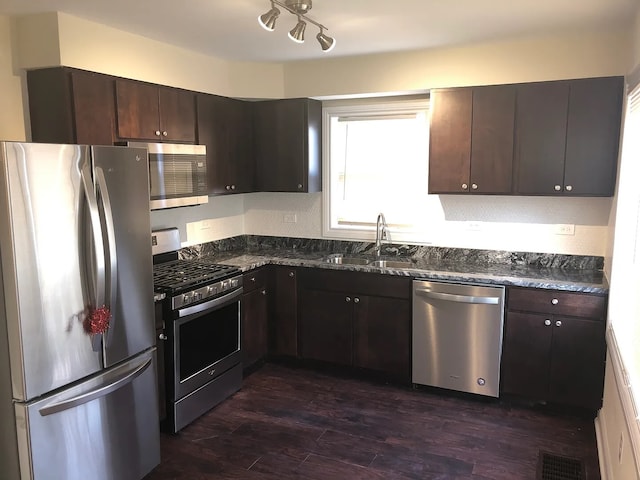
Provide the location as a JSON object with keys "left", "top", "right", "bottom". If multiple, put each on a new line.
{"left": 243, "top": 192, "right": 611, "bottom": 256}
{"left": 150, "top": 195, "right": 245, "bottom": 246}
{"left": 244, "top": 192, "right": 323, "bottom": 238}
{"left": 149, "top": 191, "right": 611, "bottom": 256}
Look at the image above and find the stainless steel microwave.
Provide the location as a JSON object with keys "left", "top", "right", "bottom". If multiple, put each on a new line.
{"left": 124, "top": 142, "right": 208, "bottom": 210}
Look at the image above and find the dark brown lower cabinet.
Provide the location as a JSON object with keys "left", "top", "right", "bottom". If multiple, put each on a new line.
{"left": 269, "top": 266, "right": 298, "bottom": 357}
{"left": 298, "top": 268, "right": 411, "bottom": 381}
{"left": 299, "top": 289, "right": 353, "bottom": 365}
{"left": 241, "top": 269, "right": 268, "bottom": 370}
{"left": 501, "top": 287, "right": 607, "bottom": 412}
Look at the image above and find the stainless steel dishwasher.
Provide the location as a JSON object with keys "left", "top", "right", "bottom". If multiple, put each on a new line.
{"left": 412, "top": 280, "right": 505, "bottom": 397}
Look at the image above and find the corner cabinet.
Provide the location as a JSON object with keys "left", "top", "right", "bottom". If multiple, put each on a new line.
{"left": 253, "top": 98, "right": 322, "bottom": 193}
{"left": 298, "top": 268, "right": 411, "bottom": 381}
{"left": 500, "top": 287, "right": 607, "bottom": 412}
{"left": 27, "top": 67, "right": 116, "bottom": 145}
{"left": 196, "top": 93, "right": 254, "bottom": 195}
{"left": 115, "top": 79, "right": 196, "bottom": 143}
{"left": 514, "top": 76, "right": 623, "bottom": 196}
{"left": 429, "top": 85, "right": 515, "bottom": 194}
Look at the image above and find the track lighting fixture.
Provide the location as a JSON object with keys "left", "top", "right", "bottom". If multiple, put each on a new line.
{"left": 258, "top": 0, "right": 336, "bottom": 52}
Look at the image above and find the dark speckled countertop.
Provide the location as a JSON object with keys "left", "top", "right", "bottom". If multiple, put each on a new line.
{"left": 180, "top": 236, "right": 608, "bottom": 294}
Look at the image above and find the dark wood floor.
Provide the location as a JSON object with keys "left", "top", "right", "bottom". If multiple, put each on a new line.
{"left": 144, "top": 363, "right": 600, "bottom": 479}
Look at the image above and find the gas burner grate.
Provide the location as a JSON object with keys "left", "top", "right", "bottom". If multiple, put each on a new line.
{"left": 153, "top": 260, "right": 239, "bottom": 292}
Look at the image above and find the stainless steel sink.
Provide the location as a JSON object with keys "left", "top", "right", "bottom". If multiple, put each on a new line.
{"left": 325, "top": 254, "right": 411, "bottom": 268}
{"left": 369, "top": 259, "right": 412, "bottom": 269}
{"left": 325, "top": 255, "right": 371, "bottom": 265}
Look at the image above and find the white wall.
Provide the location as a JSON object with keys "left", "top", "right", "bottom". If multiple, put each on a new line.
{"left": 0, "top": 16, "right": 26, "bottom": 141}
{"left": 2, "top": 12, "right": 634, "bottom": 256}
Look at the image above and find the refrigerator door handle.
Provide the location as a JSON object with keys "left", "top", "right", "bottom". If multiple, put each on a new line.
{"left": 95, "top": 166, "right": 118, "bottom": 347}
{"left": 80, "top": 160, "right": 106, "bottom": 352}
{"left": 38, "top": 356, "right": 152, "bottom": 416}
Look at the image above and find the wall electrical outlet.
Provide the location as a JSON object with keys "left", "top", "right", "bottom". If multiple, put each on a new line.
{"left": 554, "top": 224, "right": 575, "bottom": 235}
{"left": 466, "top": 221, "right": 482, "bottom": 231}
{"left": 283, "top": 214, "right": 297, "bottom": 223}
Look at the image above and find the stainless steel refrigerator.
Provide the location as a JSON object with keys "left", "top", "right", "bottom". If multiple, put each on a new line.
{"left": 0, "top": 142, "right": 160, "bottom": 480}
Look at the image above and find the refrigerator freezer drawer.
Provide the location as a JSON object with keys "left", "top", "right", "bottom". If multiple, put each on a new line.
{"left": 14, "top": 350, "right": 160, "bottom": 480}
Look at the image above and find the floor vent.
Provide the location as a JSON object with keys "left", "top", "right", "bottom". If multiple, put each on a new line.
{"left": 537, "top": 451, "right": 585, "bottom": 480}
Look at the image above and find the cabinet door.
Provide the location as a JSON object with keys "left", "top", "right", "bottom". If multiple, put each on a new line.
{"left": 241, "top": 286, "right": 268, "bottom": 369}
{"left": 158, "top": 87, "right": 196, "bottom": 143}
{"left": 564, "top": 77, "right": 623, "bottom": 196}
{"left": 269, "top": 266, "right": 298, "bottom": 357}
{"left": 71, "top": 70, "right": 116, "bottom": 145}
{"left": 470, "top": 85, "right": 515, "bottom": 194}
{"left": 514, "top": 82, "right": 569, "bottom": 194}
{"left": 428, "top": 88, "right": 472, "bottom": 193}
{"left": 353, "top": 295, "right": 411, "bottom": 380}
{"left": 298, "top": 289, "right": 352, "bottom": 365}
{"left": 196, "top": 94, "right": 254, "bottom": 194}
{"left": 501, "top": 311, "right": 552, "bottom": 399}
{"left": 115, "top": 80, "right": 161, "bottom": 141}
{"left": 548, "top": 316, "right": 606, "bottom": 410}
{"left": 254, "top": 98, "right": 321, "bottom": 192}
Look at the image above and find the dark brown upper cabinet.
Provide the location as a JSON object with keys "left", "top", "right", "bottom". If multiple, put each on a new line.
{"left": 115, "top": 79, "right": 196, "bottom": 143}
{"left": 514, "top": 77, "right": 623, "bottom": 196}
{"left": 27, "top": 67, "right": 116, "bottom": 145}
{"left": 429, "top": 85, "right": 515, "bottom": 194}
{"left": 253, "top": 98, "right": 322, "bottom": 193}
{"left": 196, "top": 93, "right": 254, "bottom": 195}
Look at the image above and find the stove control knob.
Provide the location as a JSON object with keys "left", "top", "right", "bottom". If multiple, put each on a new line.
{"left": 209, "top": 285, "right": 219, "bottom": 295}
{"left": 230, "top": 278, "right": 239, "bottom": 288}
{"left": 193, "top": 292, "right": 202, "bottom": 302}
{"left": 182, "top": 293, "right": 192, "bottom": 304}
{"left": 222, "top": 280, "right": 230, "bottom": 291}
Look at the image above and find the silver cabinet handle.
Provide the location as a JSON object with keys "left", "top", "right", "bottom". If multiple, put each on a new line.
{"left": 551, "top": 298, "right": 559, "bottom": 305}
{"left": 555, "top": 320, "right": 562, "bottom": 327}
{"left": 565, "top": 185, "right": 573, "bottom": 192}
{"left": 226, "top": 185, "right": 231, "bottom": 190}
{"left": 261, "top": 289, "right": 267, "bottom": 295}
{"left": 471, "top": 183, "right": 478, "bottom": 190}
{"left": 554, "top": 185, "right": 562, "bottom": 191}
{"left": 289, "top": 272, "right": 295, "bottom": 277}
{"left": 158, "top": 333, "right": 167, "bottom": 340}
{"left": 297, "top": 184, "right": 303, "bottom": 189}
{"left": 415, "top": 288, "right": 500, "bottom": 305}
{"left": 250, "top": 277, "right": 256, "bottom": 282}
{"left": 231, "top": 185, "right": 236, "bottom": 190}
{"left": 461, "top": 183, "right": 468, "bottom": 190}
{"left": 346, "top": 296, "right": 351, "bottom": 302}
{"left": 544, "top": 319, "right": 551, "bottom": 326}
{"left": 155, "top": 130, "right": 161, "bottom": 136}
{"left": 162, "top": 131, "right": 168, "bottom": 136}
{"left": 354, "top": 297, "right": 360, "bottom": 304}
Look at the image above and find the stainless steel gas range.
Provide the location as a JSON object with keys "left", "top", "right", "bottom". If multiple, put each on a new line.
{"left": 152, "top": 228, "right": 243, "bottom": 433}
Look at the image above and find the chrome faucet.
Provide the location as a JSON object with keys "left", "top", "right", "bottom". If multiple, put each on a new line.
{"left": 375, "top": 213, "right": 390, "bottom": 258}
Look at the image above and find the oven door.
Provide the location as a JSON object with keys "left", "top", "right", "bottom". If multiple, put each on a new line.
{"left": 172, "top": 288, "right": 242, "bottom": 400}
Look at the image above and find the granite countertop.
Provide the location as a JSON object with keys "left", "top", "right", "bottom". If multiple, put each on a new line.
{"left": 192, "top": 247, "right": 608, "bottom": 294}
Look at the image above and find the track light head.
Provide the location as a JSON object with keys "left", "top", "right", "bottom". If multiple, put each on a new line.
{"left": 258, "top": 0, "right": 335, "bottom": 52}
{"left": 316, "top": 31, "right": 335, "bottom": 52}
{"left": 288, "top": 18, "right": 307, "bottom": 43}
{"left": 258, "top": 4, "right": 280, "bottom": 31}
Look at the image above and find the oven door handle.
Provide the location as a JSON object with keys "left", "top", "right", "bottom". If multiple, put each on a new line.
{"left": 177, "top": 288, "right": 243, "bottom": 318}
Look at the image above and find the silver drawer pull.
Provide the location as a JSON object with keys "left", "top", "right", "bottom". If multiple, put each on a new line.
{"left": 415, "top": 289, "right": 499, "bottom": 305}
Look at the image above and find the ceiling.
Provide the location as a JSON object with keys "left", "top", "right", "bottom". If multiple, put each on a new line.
{"left": 0, "top": 0, "right": 637, "bottom": 63}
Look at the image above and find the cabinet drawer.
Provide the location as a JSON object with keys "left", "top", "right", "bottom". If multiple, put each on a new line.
{"left": 507, "top": 287, "right": 606, "bottom": 319}
{"left": 243, "top": 267, "right": 268, "bottom": 294}
{"left": 299, "top": 268, "right": 411, "bottom": 299}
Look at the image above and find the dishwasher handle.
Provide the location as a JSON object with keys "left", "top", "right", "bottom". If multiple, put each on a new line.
{"left": 415, "top": 288, "right": 500, "bottom": 305}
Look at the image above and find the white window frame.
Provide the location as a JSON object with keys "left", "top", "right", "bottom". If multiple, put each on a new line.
{"left": 321, "top": 97, "right": 430, "bottom": 243}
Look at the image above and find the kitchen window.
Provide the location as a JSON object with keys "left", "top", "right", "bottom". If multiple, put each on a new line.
{"left": 322, "top": 97, "right": 431, "bottom": 243}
